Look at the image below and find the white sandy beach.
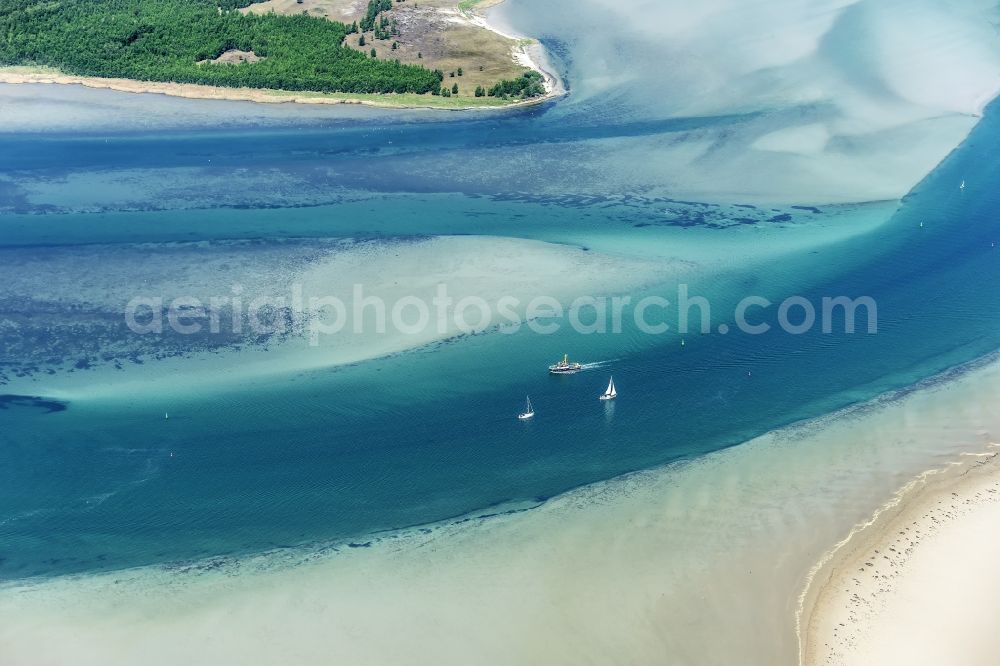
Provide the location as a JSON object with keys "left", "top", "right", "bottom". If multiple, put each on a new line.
{"left": 803, "top": 449, "right": 1000, "bottom": 666}
{"left": 4, "top": 351, "right": 1000, "bottom": 665}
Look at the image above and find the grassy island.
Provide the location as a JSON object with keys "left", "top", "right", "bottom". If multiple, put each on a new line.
{"left": 0, "top": 0, "right": 551, "bottom": 107}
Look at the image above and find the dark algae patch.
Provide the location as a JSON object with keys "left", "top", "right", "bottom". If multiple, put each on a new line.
{"left": 0, "top": 394, "right": 68, "bottom": 413}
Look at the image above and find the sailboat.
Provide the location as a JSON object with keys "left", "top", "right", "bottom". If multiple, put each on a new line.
{"left": 518, "top": 396, "right": 535, "bottom": 420}
{"left": 960, "top": 179, "right": 966, "bottom": 191}
{"left": 599, "top": 376, "right": 617, "bottom": 401}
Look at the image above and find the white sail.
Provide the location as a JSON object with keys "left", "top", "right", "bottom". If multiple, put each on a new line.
{"left": 600, "top": 376, "right": 617, "bottom": 400}
{"left": 519, "top": 396, "right": 535, "bottom": 419}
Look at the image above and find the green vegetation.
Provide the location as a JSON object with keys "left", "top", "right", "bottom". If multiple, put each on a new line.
{"left": 487, "top": 70, "right": 545, "bottom": 99}
{"left": 217, "top": 0, "right": 264, "bottom": 8}
{"left": 0, "top": 0, "right": 443, "bottom": 94}
{"left": 457, "top": 0, "right": 487, "bottom": 12}
{"left": 360, "top": 0, "right": 392, "bottom": 32}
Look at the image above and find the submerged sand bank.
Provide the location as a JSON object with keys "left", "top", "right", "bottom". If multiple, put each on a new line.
{"left": 801, "top": 447, "right": 1000, "bottom": 666}
{"left": 0, "top": 234, "right": 678, "bottom": 398}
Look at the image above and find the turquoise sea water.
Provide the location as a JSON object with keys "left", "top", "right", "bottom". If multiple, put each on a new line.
{"left": 1, "top": 89, "right": 998, "bottom": 579}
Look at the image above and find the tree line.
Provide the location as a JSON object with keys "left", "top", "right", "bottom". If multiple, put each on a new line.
{"left": 359, "top": 0, "right": 393, "bottom": 33}
{"left": 483, "top": 71, "right": 545, "bottom": 99}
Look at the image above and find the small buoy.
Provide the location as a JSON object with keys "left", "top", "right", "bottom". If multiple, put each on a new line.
{"left": 164, "top": 412, "right": 169, "bottom": 420}
{"left": 919, "top": 221, "right": 924, "bottom": 228}
{"left": 681, "top": 339, "right": 686, "bottom": 346}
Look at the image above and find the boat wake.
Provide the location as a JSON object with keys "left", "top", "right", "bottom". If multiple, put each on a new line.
{"left": 579, "top": 360, "right": 619, "bottom": 371}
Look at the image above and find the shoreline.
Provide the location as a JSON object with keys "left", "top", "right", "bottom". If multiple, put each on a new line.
{"left": 799, "top": 445, "right": 1000, "bottom": 666}
{"left": 462, "top": 2, "right": 566, "bottom": 101}
{"left": 0, "top": 66, "right": 560, "bottom": 112}
{"left": 0, "top": 3, "right": 565, "bottom": 112}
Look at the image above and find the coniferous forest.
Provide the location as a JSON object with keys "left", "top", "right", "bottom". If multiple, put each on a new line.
{"left": 487, "top": 70, "right": 545, "bottom": 99}
{"left": 0, "top": 0, "right": 444, "bottom": 94}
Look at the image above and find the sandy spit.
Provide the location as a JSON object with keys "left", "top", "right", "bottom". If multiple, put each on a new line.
{"left": 800, "top": 446, "right": 1000, "bottom": 666}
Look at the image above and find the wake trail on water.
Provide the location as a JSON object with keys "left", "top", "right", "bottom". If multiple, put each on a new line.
{"left": 579, "top": 359, "right": 620, "bottom": 371}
